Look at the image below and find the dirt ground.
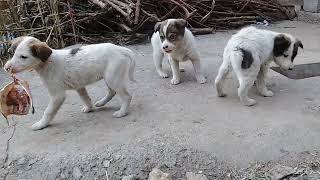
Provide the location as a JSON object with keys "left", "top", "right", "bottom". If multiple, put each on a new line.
{"left": 1, "top": 20, "right": 320, "bottom": 180}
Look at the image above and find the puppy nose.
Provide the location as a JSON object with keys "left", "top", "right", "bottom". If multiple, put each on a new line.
{"left": 163, "top": 45, "right": 168, "bottom": 49}
{"left": 4, "top": 64, "right": 11, "bottom": 72}
{"left": 288, "top": 68, "right": 293, "bottom": 70}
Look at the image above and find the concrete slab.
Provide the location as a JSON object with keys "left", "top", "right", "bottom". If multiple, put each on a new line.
{"left": 1, "top": 21, "right": 320, "bottom": 179}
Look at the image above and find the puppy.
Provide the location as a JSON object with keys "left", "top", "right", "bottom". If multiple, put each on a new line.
{"left": 215, "top": 26, "right": 303, "bottom": 106}
{"left": 4, "top": 36, "right": 136, "bottom": 130}
{"left": 151, "top": 19, "right": 206, "bottom": 85}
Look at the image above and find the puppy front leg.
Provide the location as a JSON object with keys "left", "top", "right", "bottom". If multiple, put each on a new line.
{"left": 77, "top": 87, "right": 93, "bottom": 113}
{"left": 153, "top": 50, "right": 168, "bottom": 78}
{"left": 169, "top": 58, "right": 180, "bottom": 85}
{"left": 256, "top": 65, "right": 274, "bottom": 97}
{"left": 32, "top": 94, "right": 66, "bottom": 130}
{"left": 191, "top": 58, "right": 206, "bottom": 84}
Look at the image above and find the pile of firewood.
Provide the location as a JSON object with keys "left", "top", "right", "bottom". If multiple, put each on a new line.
{"left": 0, "top": 0, "right": 296, "bottom": 49}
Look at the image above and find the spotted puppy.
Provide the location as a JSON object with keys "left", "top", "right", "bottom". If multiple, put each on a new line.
{"left": 215, "top": 26, "right": 303, "bottom": 106}
{"left": 4, "top": 36, "right": 136, "bottom": 130}
{"left": 151, "top": 19, "right": 206, "bottom": 85}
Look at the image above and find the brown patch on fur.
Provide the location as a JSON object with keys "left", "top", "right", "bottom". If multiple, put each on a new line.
{"left": 273, "top": 34, "right": 291, "bottom": 57}
{"left": 165, "top": 19, "right": 186, "bottom": 42}
{"left": 8, "top": 36, "right": 26, "bottom": 54}
{"left": 154, "top": 19, "right": 187, "bottom": 42}
{"left": 154, "top": 20, "right": 167, "bottom": 33}
{"left": 30, "top": 41, "right": 52, "bottom": 62}
{"left": 154, "top": 20, "right": 168, "bottom": 42}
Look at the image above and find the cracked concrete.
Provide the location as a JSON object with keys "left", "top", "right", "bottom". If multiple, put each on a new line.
{"left": 1, "top": 21, "right": 320, "bottom": 179}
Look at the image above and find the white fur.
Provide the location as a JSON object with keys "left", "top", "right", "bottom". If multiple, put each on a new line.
{"left": 4, "top": 36, "right": 136, "bottom": 130}
{"left": 215, "top": 26, "right": 302, "bottom": 106}
{"left": 151, "top": 19, "right": 206, "bottom": 85}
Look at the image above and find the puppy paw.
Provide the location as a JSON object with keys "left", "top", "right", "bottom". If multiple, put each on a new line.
{"left": 32, "top": 121, "right": 49, "bottom": 131}
{"left": 197, "top": 75, "right": 207, "bottom": 84}
{"left": 81, "top": 106, "right": 93, "bottom": 113}
{"left": 262, "top": 90, "right": 274, "bottom": 97}
{"left": 171, "top": 78, "right": 180, "bottom": 85}
{"left": 158, "top": 71, "right": 169, "bottom": 78}
{"left": 241, "top": 98, "right": 257, "bottom": 106}
{"left": 113, "top": 111, "right": 128, "bottom": 118}
{"left": 217, "top": 92, "right": 227, "bottom": 97}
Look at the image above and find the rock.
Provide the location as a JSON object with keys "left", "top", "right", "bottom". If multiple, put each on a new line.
{"left": 122, "top": 175, "right": 136, "bottom": 180}
{"left": 28, "top": 158, "right": 38, "bottom": 166}
{"left": 103, "top": 160, "right": 111, "bottom": 168}
{"left": 290, "top": 175, "right": 309, "bottom": 180}
{"left": 114, "top": 154, "right": 122, "bottom": 160}
{"left": 72, "top": 167, "right": 82, "bottom": 179}
{"left": 0, "top": 168, "right": 8, "bottom": 180}
{"left": 17, "top": 157, "right": 27, "bottom": 165}
{"left": 186, "top": 172, "right": 208, "bottom": 180}
{"left": 148, "top": 168, "right": 171, "bottom": 180}
{"left": 309, "top": 173, "right": 320, "bottom": 180}
{"left": 269, "top": 164, "right": 295, "bottom": 180}
{"left": 164, "top": 158, "right": 176, "bottom": 167}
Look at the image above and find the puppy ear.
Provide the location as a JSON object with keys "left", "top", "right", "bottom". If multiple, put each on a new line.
{"left": 30, "top": 42, "right": 52, "bottom": 62}
{"left": 273, "top": 34, "right": 291, "bottom": 57}
{"left": 296, "top": 40, "right": 303, "bottom": 49}
{"left": 176, "top": 19, "right": 187, "bottom": 29}
{"left": 154, "top": 22, "right": 162, "bottom": 32}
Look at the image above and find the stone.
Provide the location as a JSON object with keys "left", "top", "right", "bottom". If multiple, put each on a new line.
{"left": 28, "top": 158, "right": 38, "bottom": 166}
{"left": 0, "top": 168, "right": 8, "bottom": 180}
{"left": 103, "top": 160, "right": 111, "bottom": 168}
{"left": 122, "top": 175, "right": 136, "bottom": 180}
{"left": 114, "top": 154, "right": 122, "bottom": 160}
{"left": 17, "top": 157, "right": 27, "bottom": 165}
{"left": 269, "top": 164, "right": 295, "bottom": 180}
{"left": 186, "top": 172, "right": 208, "bottom": 180}
{"left": 72, "top": 167, "right": 82, "bottom": 179}
{"left": 148, "top": 168, "right": 171, "bottom": 180}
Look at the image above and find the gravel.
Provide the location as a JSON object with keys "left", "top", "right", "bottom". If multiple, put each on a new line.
{"left": 295, "top": 11, "right": 320, "bottom": 24}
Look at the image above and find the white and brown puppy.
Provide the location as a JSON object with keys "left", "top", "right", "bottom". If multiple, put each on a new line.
{"left": 215, "top": 26, "right": 303, "bottom": 106}
{"left": 151, "top": 19, "right": 206, "bottom": 85}
{"left": 4, "top": 36, "right": 136, "bottom": 130}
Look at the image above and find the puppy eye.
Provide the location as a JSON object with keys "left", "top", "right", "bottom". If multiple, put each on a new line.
{"left": 169, "top": 34, "right": 176, "bottom": 40}
{"left": 284, "top": 54, "right": 289, "bottom": 57}
{"left": 20, "top": 55, "right": 28, "bottom": 59}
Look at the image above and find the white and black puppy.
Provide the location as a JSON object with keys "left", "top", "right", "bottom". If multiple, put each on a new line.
{"left": 4, "top": 36, "right": 136, "bottom": 130}
{"left": 215, "top": 26, "right": 303, "bottom": 106}
{"left": 151, "top": 19, "right": 206, "bottom": 85}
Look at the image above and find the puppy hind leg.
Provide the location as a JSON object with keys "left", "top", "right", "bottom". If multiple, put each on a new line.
{"left": 238, "top": 78, "right": 256, "bottom": 106}
{"left": 215, "top": 61, "right": 231, "bottom": 97}
{"left": 103, "top": 64, "right": 132, "bottom": 117}
{"left": 95, "top": 86, "right": 116, "bottom": 107}
{"left": 191, "top": 58, "right": 206, "bottom": 84}
{"left": 153, "top": 51, "right": 168, "bottom": 78}
{"left": 112, "top": 88, "right": 131, "bottom": 118}
{"left": 77, "top": 88, "right": 93, "bottom": 113}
